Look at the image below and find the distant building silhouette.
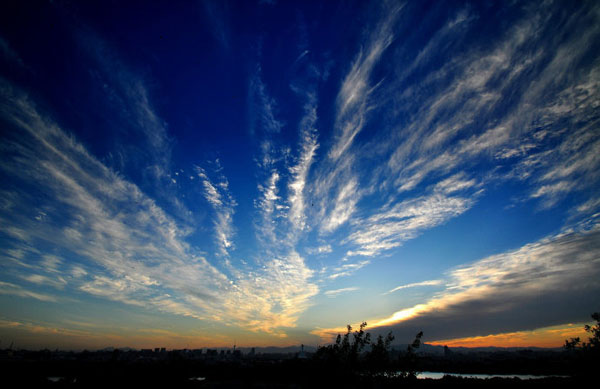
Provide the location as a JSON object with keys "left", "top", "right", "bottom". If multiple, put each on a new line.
{"left": 444, "top": 345, "right": 453, "bottom": 358}
{"left": 298, "top": 344, "right": 307, "bottom": 359}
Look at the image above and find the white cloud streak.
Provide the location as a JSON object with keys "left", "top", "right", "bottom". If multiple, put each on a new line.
{"left": 345, "top": 192, "right": 475, "bottom": 258}
{"left": 288, "top": 97, "right": 319, "bottom": 232}
{"left": 324, "top": 287, "right": 359, "bottom": 298}
{"left": 249, "top": 65, "right": 284, "bottom": 139}
{"left": 312, "top": 3, "right": 404, "bottom": 239}
{"left": 329, "top": 5, "right": 402, "bottom": 161}
{"left": 22, "top": 274, "right": 67, "bottom": 290}
{"left": 320, "top": 178, "right": 359, "bottom": 233}
{"left": 384, "top": 280, "right": 443, "bottom": 295}
{"left": 255, "top": 170, "right": 282, "bottom": 246}
{"left": 196, "top": 164, "right": 237, "bottom": 257}
{"left": 328, "top": 260, "right": 371, "bottom": 280}
{"left": 0, "top": 281, "right": 58, "bottom": 302}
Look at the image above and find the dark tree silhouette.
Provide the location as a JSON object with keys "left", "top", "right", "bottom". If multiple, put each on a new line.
{"left": 563, "top": 312, "right": 600, "bottom": 378}
{"left": 401, "top": 331, "right": 423, "bottom": 378}
{"left": 313, "top": 322, "right": 371, "bottom": 372}
{"left": 314, "top": 322, "right": 424, "bottom": 380}
{"left": 365, "top": 331, "right": 394, "bottom": 377}
{"left": 564, "top": 312, "right": 600, "bottom": 351}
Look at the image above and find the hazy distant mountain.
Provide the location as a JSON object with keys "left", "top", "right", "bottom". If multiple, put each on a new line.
{"left": 97, "top": 347, "right": 137, "bottom": 352}
{"left": 392, "top": 344, "right": 563, "bottom": 355}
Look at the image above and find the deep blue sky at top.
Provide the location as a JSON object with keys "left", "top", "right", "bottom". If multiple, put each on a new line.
{"left": 0, "top": 0, "right": 599, "bottom": 349}
{"left": 3, "top": 1, "right": 354, "bottom": 253}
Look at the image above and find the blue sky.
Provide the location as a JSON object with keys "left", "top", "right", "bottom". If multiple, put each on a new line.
{"left": 0, "top": 0, "right": 599, "bottom": 350}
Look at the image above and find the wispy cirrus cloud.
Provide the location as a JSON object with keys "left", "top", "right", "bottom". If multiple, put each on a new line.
{"left": 0, "top": 281, "right": 58, "bottom": 302}
{"left": 0, "top": 80, "right": 318, "bottom": 336}
{"left": 83, "top": 35, "right": 173, "bottom": 178}
{"left": 344, "top": 191, "right": 476, "bottom": 258}
{"left": 3, "top": 1, "right": 599, "bottom": 347}
{"left": 0, "top": 80, "right": 232, "bottom": 315}
{"left": 324, "top": 287, "right": 359, "bottom": 298}
{"left": 223, "top": 251, "right": 318, "bottom": 336}
{"left": 384, "top": 8, "right": 542, "bottom": 192}
{"left": 305, "top": 245, "right": 332, "bottom": 255}
{"left": 250, "top": 66, "right": 289, "bottom": 251}
{"left": 434, "top": 173, "right": 478, "bottom": 195}
{"left": 21, "top": 274, "right": 67, "bottom": 290}
{"left": 196, "top": 163, "right": 237, "bottom": 257}
{"left": 329, "top": 4, "right": 402, "bottom": 161}
{"left": 72, "top": 32, "right": 208, "bottom": 236}
{"left": 382, "top": 1, "right": 600, "bottom": 208}
{"left": 318, "top": 2, "right": 600, "bottom": 273}
{"left": 320, "top": 178, "right": 359, "bottom": 233}
{"left": 287, "top": 95, "right": 319, "bottom": 233}
{"left": 243, "top": 41, "right": 329, "bottom": 332}
{"left": 312, "top": 4, "right": 403, "bottom": 238}
{"left": 327, "top": 260, "right": 371, "bottom": 280}
{"left": 384, "top": 280, "right": 443, "bottom": 295}
{"left": 255, "top": 170, "right": 282, "bottom": 246}
{"left": 249, "top": 65, "right": 284, "bottom": 140}
{"left": 200, "top": 0, "right": 231, "bottom": 50}
{"left": 523, "top": 77, "right": 600, "bottom": 208}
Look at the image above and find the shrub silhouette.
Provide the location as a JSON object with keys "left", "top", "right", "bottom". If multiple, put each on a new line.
{"left": 313, "top": 322, "right": 423, "bottom": 379}
{"left": 564, "top": 312, "right": 600, "bottom": 377}
{"left": 564, "top": 312, "right": 600, "bottom": 351}
{"left": 365, "top": 331, "right": 394, "bottom": 377}
{"left": 313, "top": 322, "right": 371, "bottom": 372}
{"left": 401, "top": 330, "right": 423, "bottom": 378}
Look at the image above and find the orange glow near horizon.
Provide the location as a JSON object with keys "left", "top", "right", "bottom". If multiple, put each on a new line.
{"left": 310, "top": 304, "right": 431, "bottom": 341}
{"left": 312, "top": 320, "right": 593, "bottom": 349}
{"left": 428, "top": 322, "right": 591, "bottom": 348}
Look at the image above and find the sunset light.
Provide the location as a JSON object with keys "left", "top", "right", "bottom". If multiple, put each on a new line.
{"left": 1, "top": 1, "right": 599, "bottom": 355}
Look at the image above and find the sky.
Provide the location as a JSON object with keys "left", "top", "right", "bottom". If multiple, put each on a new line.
{"left": 0, "top": 0, "right": 599, "bottom": 350}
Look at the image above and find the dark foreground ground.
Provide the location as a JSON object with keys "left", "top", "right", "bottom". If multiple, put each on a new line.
{"left": 0, "top": 348, "right": 593, "bottom": 388}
